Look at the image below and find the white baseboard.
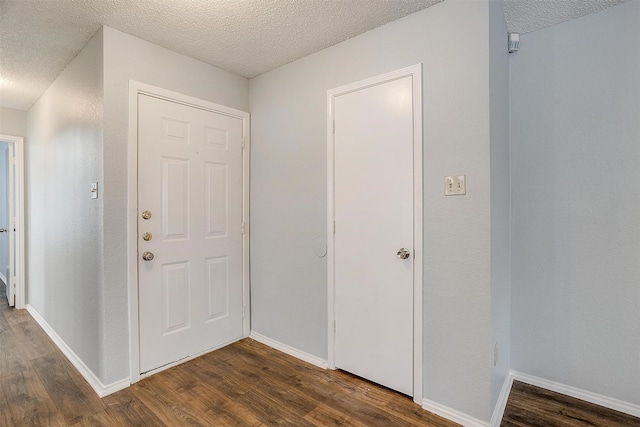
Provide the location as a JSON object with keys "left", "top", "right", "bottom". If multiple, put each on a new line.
{"left": 511, "top": 370, "right": 640, "bottom": 419}
{"left": 422, "top": 398, "right": 489, "bottom": 427}
{"left": 249, "top": 331, "right": 328, "bottom": 369}
{"left": 490, "top": 373, "right": 514, "bottom": 426}
{"left": 26, "top": 304, "right": 130, "bottom": 397}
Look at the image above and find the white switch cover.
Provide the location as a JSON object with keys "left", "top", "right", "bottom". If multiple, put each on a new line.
{"left": 445, "top": 175, "right": 466, "bottom": 195}
{"left": 90, "top": 182, "right": 98, "bottom": 199}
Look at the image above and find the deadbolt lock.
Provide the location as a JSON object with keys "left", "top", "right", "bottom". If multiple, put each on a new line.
{"left": 142, "top": 251, "right": 155, "bottom": 261}
{"left": 141, "top": 210, "right": 152, "bottom": 220}
{"left": 142, "top": 232, "right": 152, "bottom": 241}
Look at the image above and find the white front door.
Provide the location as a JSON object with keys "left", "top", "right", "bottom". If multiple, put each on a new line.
{"left": 332, "top": 75, "right": 415, "bottom": 395}
{"left": 137, "top": 94, "right": 244, "bottom": 374}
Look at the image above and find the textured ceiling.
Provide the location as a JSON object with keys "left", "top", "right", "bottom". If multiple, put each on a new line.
{"left": 0, "top": 0, "right": 629, "bottom": 111}
{"left": 0, "top": 0, "right": 441, "bottom": 110}
{"left": 503, "top": 0, "right": 628, "bottom": 34}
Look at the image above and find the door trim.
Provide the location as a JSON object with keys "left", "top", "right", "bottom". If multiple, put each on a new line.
{"left": 127, "top": 81, "right": 251, "bottom": 383}
{"left": 0, "top": 134, "right": 25, "bottom": 309}
{"left": 326, "top": 64, "right": 423, "bottom": 403}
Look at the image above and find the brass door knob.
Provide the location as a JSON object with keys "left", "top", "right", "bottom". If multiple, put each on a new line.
{"left": 142, "top": 232, "right": 152, "bottom": 241}
{"left": 141, "top": 210, "right": 152, "bottom": 220}
{"left": 142, "top": 251, "right": 155, "bottom": 261}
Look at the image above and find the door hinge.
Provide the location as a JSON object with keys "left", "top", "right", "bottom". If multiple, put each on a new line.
{"left": 334, "top": 319, "right": 337, "bottom": 333}
{"left": 332, "top": 120, "right": 335, "bottom": 134}
{"left": 333, "top": 220, "right": 336, "bottom": 235}
{"left": 241, "top": 221, "right": 245, "bottom": 234}
{"left": 242, "top": 306, "right": 246, "bottom": 319}
{"left": 9, "top": 157, "right": 15, "bottom": 166}
{"left": 242, "top": 137, "right": 245, "bottom": 149}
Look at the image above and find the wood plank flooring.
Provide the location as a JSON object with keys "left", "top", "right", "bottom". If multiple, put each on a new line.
{"left": 501, "top": 381, "right": 640, "bottom": 427}
{"left": 1, "top": 282, "right": 639, "bottom": 426}
{"left": 0, "top": 283, "right": 454, "bottom": 426}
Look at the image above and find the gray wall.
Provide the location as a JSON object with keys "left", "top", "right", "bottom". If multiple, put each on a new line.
{"left": 101, "top": 26, "right": 249, "bottom": 384}
{"left": 510, "top": 0, "right": 640, "bottom": 406}
{"left": 27, "top": 29, "right": 105, "bottom": 377}
{"left": 489, "top": 0, "right": 511, "bottom": 414}
{"left": 250, "top": 0, "right": 498, "bottom": 420}
{"left": 0, "top": 107, "right": 27, "bottom": 136}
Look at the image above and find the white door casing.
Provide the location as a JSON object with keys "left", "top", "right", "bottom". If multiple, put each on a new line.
{"left": 134, "top": 90, "right": 249, "bottom": 376}
{"left": 327, "top": 65, "right": 423, "bottom": 401}
{"left": 0, "top": 134, "right": 25, "bottom": 310}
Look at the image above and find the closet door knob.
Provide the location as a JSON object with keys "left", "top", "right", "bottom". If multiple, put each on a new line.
{"left": 397, "top": 248, "right": 410, "bottom": 259}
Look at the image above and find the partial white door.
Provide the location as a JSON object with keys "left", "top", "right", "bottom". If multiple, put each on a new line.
{"left": 7, "top": 143, "right": 15, "bottom": 307}
{"left": 333, "top": 75, "right": 415, "bottom": 395}
{"left": 137, "top": 94, "right": 244, "bottom": 374}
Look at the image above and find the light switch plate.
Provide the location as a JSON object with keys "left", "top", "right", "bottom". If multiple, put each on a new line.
{"left": 445, "top": 175, "right": 466, "bottom": 196}
{"left": 90, "top": 182, "right": 98, "bottom": 199}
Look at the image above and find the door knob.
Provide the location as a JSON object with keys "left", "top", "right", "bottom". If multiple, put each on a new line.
{"left": 397, "top": 248, "right": 410, "bottom": 259}
{"left": 141, "top": 210, "right": 152, "bottom": 220}
{"left": 142, "top": 232, "right": 152, "bottom": 241}
{"left": 142, "top": 251, "right": 155, "bottom": 261}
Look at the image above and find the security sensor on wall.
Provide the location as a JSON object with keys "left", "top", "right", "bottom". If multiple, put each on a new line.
{"left": 509, "top": 33, "right": 520, "bottom": 53}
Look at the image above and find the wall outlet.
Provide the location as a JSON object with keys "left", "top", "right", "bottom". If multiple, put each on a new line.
{"left": 494, "top": 343, "right": 499, "bottom": 366}
{"left": 445, "top": 175, "right": 466, "bottom": 195}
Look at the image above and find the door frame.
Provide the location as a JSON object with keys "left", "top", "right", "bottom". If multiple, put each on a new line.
{"left": 0, "top": 134, "right": 25, "bottom": 309}
{"left": 127, "top": 82, "right": 251, "bottom": 383}
{"left": 326, "top": 64, "right": 423, "bottom": 403}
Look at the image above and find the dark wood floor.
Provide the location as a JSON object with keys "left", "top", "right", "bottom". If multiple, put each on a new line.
{"left": 501, "top": 381, "right": 640, "bottom": 427}
{"left": 0, "top": 283, "right": 455, "bottom": 426}
{"left": 1, "top": 283, "right": 639, "bottom": 426}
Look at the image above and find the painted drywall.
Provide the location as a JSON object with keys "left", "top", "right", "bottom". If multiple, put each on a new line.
{"left": 101, "top": 26, "right": 249, "bottom": 384}
{"left": 0, "top": 143, "right": 8, "bottom": 283}
{"left": 26, "top": 29, "right": 104, "bottom": 377}
{"left": 510, "top": 0, "right": 640, "bottom": 406}
{"left": 250, "top": 0, "right": 493, "bottom": 420}
{"left": 0, "top": 108, "right": 27, "bottom": 136}
{"left": 489, "top": 0, "right": 511, "bottom": 416}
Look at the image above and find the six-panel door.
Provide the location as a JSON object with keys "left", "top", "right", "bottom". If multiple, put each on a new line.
{"left": 137, "top": 94, "right": 244, "bottom": 374}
